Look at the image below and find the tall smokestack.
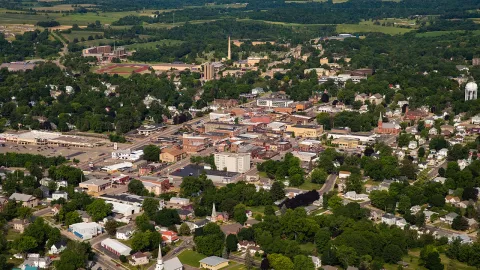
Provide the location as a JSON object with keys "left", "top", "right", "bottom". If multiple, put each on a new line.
{"left": 228, "top": 36, "right": 231, "bottom": 61}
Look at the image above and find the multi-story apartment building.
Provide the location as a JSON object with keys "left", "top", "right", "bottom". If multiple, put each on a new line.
{"left": 214, "top": 153, "right": 251, "bottom": 173}
{"left": 256, "top": 98, "right": 294, "bottom": 108}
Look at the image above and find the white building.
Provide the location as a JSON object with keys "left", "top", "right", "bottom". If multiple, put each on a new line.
{"left": 256, "top": 98, "right": 293, "bottom": 108}
{"left": 116, "top": 227, "right": 134, "bottom": 240}
{"left": 21, "top": 254, "right": 51, "bottom": 269}
{"left": 472, "top": 115, "right": 480, "bottom": 125}
{"left": 214, "top": 152, "right": 251, "bottom": 173}
{"left": 51, "top": 191, "right": 68, "bottom": 200}
{"left": 252, "top": 87, "right": 264, "bottom": 95}
{"left": 111, "top": 149, "right": 144, "bottom": 161}
{"left": 68, "top": 222, "right": 103, "bottom": 240}
{"left": 101, "top": 238, "right": 132, "bottom": 256}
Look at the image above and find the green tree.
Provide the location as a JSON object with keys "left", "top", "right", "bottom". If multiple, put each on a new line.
{"left": 55, "top": 241, "right": 92, "bottom": 270}
{"left": 194, "top": 223, "right": 225, "bottom": 256}
{"left": 345, "top": 173, "right": 363, "bottom": 193}
{"left": 270, "top": 181, "right": 285, "bottom": 201}
{"left": 65, "top": 211, "right": 82, "bottom": 226}
{"left": 142, "top": 197, "right": 159, "bottom": 218}
{"left": 336, "top": 245, "right": 357, "bottom": 269}
{"left": 310, "top": 168, "right": 328, "bottom": 184}
{"left": 268, "top": 253, "right": 294, "bottom": 270}
{"left": 418, "top": 147, "right": 426, "bottom": 158}
{"left": 383, "top": 244, "right": 403, "bottom": 263}
{"left": 143, "top": 145, "right": 160, "bottom": 161}
{"left": 397, "top": 195, "right": 411, "bottom": 214}
{"left": 119, "top": 255, "right": 127, "bottom": 263}
{"left": 15, "top": 236, "right": 38, "bottom": 253}
{"left": 226, "top": 234, "right": 238, "bottom": 252}
{"left": 179, "top": 223, "right": 191, "bottom": 236}
{"left": 233, "top": 204, "right": 248, "bottom": 224}
{"left": 451, "top": 216, "right": 469, "bottom": 231}
{"left": 128, "top": 179, "right": 147, "bottom": 196}
{"left": 314, "top": 228, "right": 331, "bottom": 253}
{"left": 105, "top": 220, "right": 118, "bottom": 236}
{"left": 86, "top": 199, "right": 113, "bottom": 222}
{"left": 136, "top": 214, "right": 154, "bottom": 232}
{"left": 293, "top": 255, "right": 315, "bottom": 270}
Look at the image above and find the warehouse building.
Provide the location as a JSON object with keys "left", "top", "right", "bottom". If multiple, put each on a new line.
{"left": 101, "top": 238, "right": 132, "bottom": 256}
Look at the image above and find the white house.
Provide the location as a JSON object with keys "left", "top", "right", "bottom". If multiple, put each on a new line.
{"left": 21, "top": 254, "right": 51, "bottom": 269}
{"left": 49, "top": 240, "right": 67, "bottom": 254}
{"left": 310, "top": 256, "right": 322, "bottom": 269}
{"left": 344, "top": 191, "right": 369, "bottom": 201}
{"left": 51, "top": 191, "right": 68, "bottom": 200}
{"left": 410, "top": 205, "right": 421, "bottom": 214}
{"left": 437, "top": 148, "right": 448, "bottom": 158}
{"left": 339, "top": 171, "right": 351, "bottom": 179}
{"left": 408, "top": 141, "right": 418, "bottom": 149}
{"left": 381, "top": 213, "right": 397, "bottom": 226}
{"left": 472, "top": 115, "right": 480, "bottom": 125}
{"left": 116, "top": 227, "right": 134, "bottom": 240}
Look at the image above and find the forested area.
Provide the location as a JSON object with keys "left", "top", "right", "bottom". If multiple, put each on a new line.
{"left": 0, "top": 30, "right": 62, "bottom": 61}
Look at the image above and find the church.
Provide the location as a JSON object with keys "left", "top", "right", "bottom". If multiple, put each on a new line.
{"left": 374, "top": 113, "right": 401, "bottom": 135}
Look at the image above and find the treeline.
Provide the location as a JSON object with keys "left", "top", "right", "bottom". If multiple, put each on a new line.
{"left": 36, "top": 20, "right": 61, "bottom": 28}
{"left": 0, "top": 152, "right": 66, "bottom": 168}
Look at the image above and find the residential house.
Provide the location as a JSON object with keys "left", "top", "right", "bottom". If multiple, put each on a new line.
{"left": 116, "top": 227, "right": 134, "bottom": 240}
{"left": 130, "top": 252, "right": 149, "bottom": 266}
{"left": 21, "top": 254, "right": 51, "bottom": 269}
{"left": 51, "top": 204, "right": 62, "bottom": 215}
{"left": 77, "top": 210, "right": 92, "bottom": 223}
{"left": 51, "top": 191, "right": 68, "bottom": 200}
{"left": 310, "top": 256, "right": 321, "bottom": 269}
{"left": 423, "top": 210, "right": 437, "bottom": 222}
{"left": 445, "top": 196, "right": 461, "bottom": 205}
{"left": 442, "top": 212, "right": 459, "bottom": 225}
{"left": 177, "top": 209, "right": 194, "bottom": 220}
{"left": 12, "top": 219, "right": 30, "bottom": 233}
{"left": 162, "top": 230, "right": 179, "bottom": 244}
{"left": 48, "top": 240, "right": 67, "bottom": 254}
{"left": 410, "top": 205, "right": 422, "bottom": 215}
{"left": 9, "top": 193, "right": 38, "bottom": 208}
{"left": 344, "top": 191, "right": 369, "bottom": 201}
{"left": 381, "top": 213, "right": 397, "bottom": 226}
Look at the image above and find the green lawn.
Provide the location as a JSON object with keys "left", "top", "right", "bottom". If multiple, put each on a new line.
{"left": 299, "top": 242, "right": 316, "bottom": 254}
{"left": 6, "top": 229, "right": 22, "bottom": 241}
{"left": 299, "top": 178, "right": 322, "bottom": 191}
{"left": 177, "top": 249, "right": 206, "bottom": 267}
{"left": 125, "top": 40, "right": 183, "bottom": 50}
{"left": 247, "top": 205, "right": 278, "bottom": 216}
{"left": 383, "top": 249, "right": 475, "bottom": 270}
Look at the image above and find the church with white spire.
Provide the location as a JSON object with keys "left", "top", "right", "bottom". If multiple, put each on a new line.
{"left": 154, "top": 243, "right": 183, "bottom": 270}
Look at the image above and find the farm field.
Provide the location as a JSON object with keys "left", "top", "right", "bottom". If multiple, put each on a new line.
{"left": 337, "top": 23, "right": 413, "bottom": 35}
{"left": 59, "top": 30, "right": 104, "bottom": 42}
{"left": 33, "top": 4, "right": 96, "bottom": 12}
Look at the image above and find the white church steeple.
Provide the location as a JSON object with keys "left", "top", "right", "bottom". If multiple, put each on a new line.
{"left": 155, "top": 243, "right": 164, "bottom": 270}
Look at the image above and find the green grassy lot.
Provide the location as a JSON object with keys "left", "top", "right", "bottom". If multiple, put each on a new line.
{"left": 78, "top": 38, "right": 113, "bottom": 47}
{"left": 383, "top": 249, "right": 475, "bottom": 270}
{"left": 59, "top": 30, "right": 104, "bottom": 42}
{"left": 6, "top": 229, "right": 22, "bottom": 241}
{"left": 177, "top": 249, "right": 206, "bottom": 267}
{"left": 125, "top": 40, "right": 183, "bottom": 50}
{"left": 299, "top": 242, "right": 316, "bottom": 254}
{"left": 33, "top": 4, "right": 96, "bottom": 12}
{"left": 299, "top": 178, "right": 322, "bottom": 191}
{"left": 337, "top": 23, "right": 413, "bottom": 35}
{"left": 247, "top": 205, "right": 278, "bottom": 216}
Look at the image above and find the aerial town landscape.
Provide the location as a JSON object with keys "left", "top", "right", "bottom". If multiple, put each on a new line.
{"left": 1, "top": 0, "right": 480, "bottom": 270}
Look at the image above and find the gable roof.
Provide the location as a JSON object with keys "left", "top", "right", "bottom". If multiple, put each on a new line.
{"left": 199, "top": 256, "right": 229, "bottom": 266}
{"left": 9, "top": 193, "right": 35, "bottom": 202}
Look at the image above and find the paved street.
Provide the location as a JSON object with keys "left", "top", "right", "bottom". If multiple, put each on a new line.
{"left": 318, "top": 174, "right": 337, "bottom": 195}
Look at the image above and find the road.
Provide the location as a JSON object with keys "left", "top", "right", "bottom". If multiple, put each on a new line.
{"left": 428, "top": 160, "right": 447, "bottom": 180}
{"left": 318, "top": 174, "right": 337, "bottom": 195}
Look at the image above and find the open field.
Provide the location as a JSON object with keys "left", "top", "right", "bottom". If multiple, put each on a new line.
{"left": 125, "top": 40, "right": 183, "bottom": 50}
{"left": 33, "top": 4, "right": 96, "bottom": 12}
{"left": 78, "top": 38, "right": 113, "bottom": 47}
{"left": 59, "top": 30, "right": 104, "bottom": 42}
{"left": 337, "top": 23, "right": 413, "bottom": 35}
{"left": 177, "top": 249, "right": 206, "bottom": 267}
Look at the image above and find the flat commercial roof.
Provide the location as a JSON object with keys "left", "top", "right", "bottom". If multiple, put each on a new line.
{"left": 171, "top": 164, "right": 239, "bottom": 178}
{"left": 199, "top": 256, "right": 229, "bottom": 266}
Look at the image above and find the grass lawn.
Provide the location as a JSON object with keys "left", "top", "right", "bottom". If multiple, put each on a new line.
{"left": 299, "top": 242, "right": 316, "bottom": 254}
{"left": 177, "top": 249, "right": 206, "bottom": 267}
{"left": 248, "top": 205, "right": 278, "bottom": 216}
{"left": 125, "top": 40, "right": 183, "bottom": 50}
{"left": 337, "top": 23, "right": 413, "bottom": 35}
{"left": 258, "top": 171, "right": 268, "bottom": 178}
{"left": 33, "top": 4, "right": 96, "bottom": 12}
{"left": 110, "top": 67, "right": 141, "bottom": 73}
{"left": 78, "top": 38, "right": 113, "bottom": 47}
{"left": 299, "top": 178, "right": 322, "bottom": 191}
{"left": 6, "top": 229, "right": 22, "bottom": 241}
{"left": 383, "top": 249, "right": 475, "bottom": 270}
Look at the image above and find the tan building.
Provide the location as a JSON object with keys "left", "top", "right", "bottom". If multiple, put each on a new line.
{"left": 78, "top": 178, "right": 111, "bottom": 193}
{"left": 182, "top": 134, "right": 210, "bottom": 153}
{"left": 332, "top": 138, "right": 360, "bottom": 149}
{"left": 9, "top": 193, "right": 38, "bottom": 208}
{"left": 129, "top": 252, "right": 149, "bottom": 266}
{"left": 320, "top": 57, "right": 329, "bottom": 65}
{"left": 12, "top": 219, "right": 30, "bottom": 233}
{"left": 286, "top": 124, "right": 324, "bottom": 138}
{"left": 160, "top": 147, "right": 187, "bottom": 163}
{"left": 199, "top": 256, "right": 229, "bottom": 270}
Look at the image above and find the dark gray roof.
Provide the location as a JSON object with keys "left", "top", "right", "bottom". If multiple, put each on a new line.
{"left": 199, "top": 256, "right": 228, "bottom": 266}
